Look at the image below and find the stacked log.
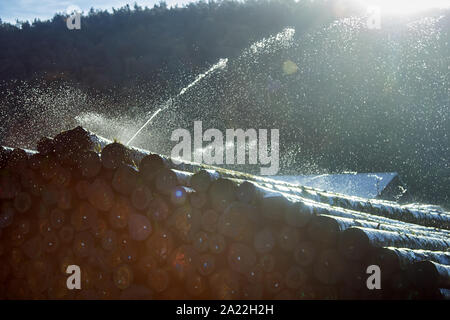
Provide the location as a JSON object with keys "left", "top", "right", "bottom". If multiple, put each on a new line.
{"left": 0, "top": 127, "right": 449, "bottom": 300}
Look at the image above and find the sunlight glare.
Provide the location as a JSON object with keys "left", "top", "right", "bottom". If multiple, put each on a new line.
{"left": 356, "top": 0, "right": 450, "bottom": 15}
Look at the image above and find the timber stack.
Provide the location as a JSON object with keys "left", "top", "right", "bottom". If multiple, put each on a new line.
{"left": 0, "top": 126, "right": 449, "bottom": 300}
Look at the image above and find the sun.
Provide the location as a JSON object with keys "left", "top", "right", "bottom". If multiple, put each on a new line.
{"left": 355, "top": 0, "right": 450, "bottom": 15}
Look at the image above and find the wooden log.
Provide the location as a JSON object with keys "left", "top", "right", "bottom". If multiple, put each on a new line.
{"left": 218, "top": 202, "right": 255, "bottom": 242}
{"left": 220, "top": 167, "right": 450, "bottom": 231}
{"left": 284, "top": 266, "right": 309, "bottom": 290}
{"left": 208, "top": 178, "right": 237, "bottom": 212}
{"left": 201, "top": 209, "right": 219, "bottom": 233}
{"left": 192, "top": 231, "right": 209, "bottom": 253}
{"left": 57, "top": 188, "right": 73, "bottom": 211}
{"left": 50, "top": 208, "right": 66, "bottom": 229}
{"left": 37, "top": 155, "right": 59, "bottom": 182}
{"left": 307, "top": 215, "right": 342, "bottom": 248}
{"left": 75, "top": 180, "right": 89, "bottom": 200}
{"left": 367, "top": 247, "right": 450, "bottom": 278}
{"left": 319, "top": 208, "right": 450, "bottom": 239}
{"left": 52, "top": 126, "right": 93, "bottom": 165}
{"left": 119, "top": 235, "right": 139, "bottom": 264}
{"left": 101, "top": 229, "right": 118, "bottom": 252}
{"left": 77, "top": 151, "right": 102, "bottom": 178}
{"left": 13, "top": 191, "right": 32, "bottom": 214}
{"left": 318, "top": 214, "right": 449, "bottom": 241}
{"left": 228, "top": 243, "right": 257, "bottom": 275}
{"left": 146, "top": 195, "right": 170, "bottom": 221}
{"left": 260, "top": 194, "right": 290, "bottom": 222}
{"left": 101, "top": 142, "right": 132, "bottom": 170}
{"left": 339, "top": 227, "right": 450, "bottom": 261}
{"left": 58, "top": 225, "right": 74, "bottom": 244}
{"left": 284, "top": 201, "right": 314, "bottom": 228}
{"left": 235, "top": 179, "right": 450, "bottom": 241}
{"left": 145, "top": 228, "right": 175, "bottom": 265}
{"left": 389, "top": 271, "right": 412, "bottom": 296}
{"left": 51, "top": 165, "right": 72, "bottom": 188}
{"left": 5, "top": 148, "right": 29, "bottom": 172}
{"left": 313, "top": 249, "right": 346, "bottom": 285}
{"left": 108, "top": 196, "right": 133, "bottom": 230}
{"left": 259, "top": 253, "right": 276, "bottom": 273}
{"left": 71, "top": 201, "right": 98, "bottom": 232}
{"left": 245, "top": 264, "right": 264, "bottom": 284}
{"left": 113, "top": 264, "right": 134, "bottom": 290}
{"left": 190, "top": 169, "right": 219, "bottom": 193}
{"left": 209, "top": 268, "right": 241, "bottom": 300}
{"left": 197, "top": 253, "right": 216, "bottom": 276}
{"left": 408, "top": 261, "right": 450, "bottom": 289}
{"left": 169, "top": 186, "right": 194, "bottom": 207}
{"left": 277, "top": 225, "right": 301, "bottom": 252}
{"left": 189, "top": 191, "right": 207, "bottom": 209}
{"left": 341, "top": 261, "right": 367, "bottom": 291}
{"left": 253, "top": 179, "right": 450, "bottom": 238}
{"left": 42, "top": 231, "right": 59, "bottom": 254}
{"left": 237, "top": 178, "right": 450, "bottom": 238}
{"left": 253, "top": 227, "right": 276, "bottom": 254}
{"left": 264, "top": 271, "right": 284, "bottom": 297}
{"left": 186, "top": 272, "right": 208, "bottom": 297}
{"left": 167, "top": 204, "right": 200, "bottom": 243}
{"left": 236, "top": 181, "right": 258, "bottom": 204}
{"left": 87, "top": 178, "right": 115, "bottom": 212}
{"left": 208, "top": 234, "right": 227, "bottom": 255}
{"left": 36, "top": 137, "right": 55, "bottom": 155}
{"left": 293, "top": 241, "right": 317, "bottom": 267}
{"left": 72, "top": 231, "right": 95, "bottom": 259}
{"left": 127, "top": 213, "right": 152, "bottom": 241}
{"left": 136, "top": 254, "right": 157, "bottom": 278}
{"left": 19, "top": 168, "right": 43, "bottom": 198}
{"left": 112, "top": 164, "right": 139, "bottom": 196}
{"left": 438, "top": 288, "right": 450, "bottom": 300}
{"left": 168, "top": 245, "right": 198, "bottom": 282}
{"left": 233, "top": 173, "right": 450, "bottom": 231}
{"left": 91, "top": 216, "right": 109, "bottom": 240}
{"left": 147, "top": 268, "right": 170, "bottom": 293}
{"left": 27, "top": 153, "right": 46, "bottom": 171}
{"left": 139, "top": 154, "right": 168, "bottom": 184}
{"left": 154, "top": 168, "right": 177, "bottom": 195}
{"left": 130, "top": 185, "right": 153, "bottom": 211}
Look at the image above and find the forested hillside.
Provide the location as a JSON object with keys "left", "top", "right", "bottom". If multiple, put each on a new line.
{"left": 0, "top": 0, "right": 341, "bottom": 88}
{"left": 0, "top": 0, "right": 449, "bottom": 209}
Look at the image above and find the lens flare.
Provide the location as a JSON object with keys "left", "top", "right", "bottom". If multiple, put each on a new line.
{"left": 356, "top": 0, "right": 450, "bottom": 15}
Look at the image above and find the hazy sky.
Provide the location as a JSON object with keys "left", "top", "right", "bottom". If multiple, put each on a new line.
{"left": 0, "top": 0, "right": 195, "bottom": 23}
{"left": 2, "top": 0, "right": 450, "bottom": 24}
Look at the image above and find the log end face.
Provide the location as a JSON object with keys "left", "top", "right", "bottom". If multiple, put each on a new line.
{"left": 339, "top": 227, "right": 371, "bottom": 261}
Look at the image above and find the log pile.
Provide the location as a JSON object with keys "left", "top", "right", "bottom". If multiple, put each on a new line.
{"left": 0, "top": 126, "right": 449, "bottom": 300}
